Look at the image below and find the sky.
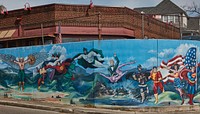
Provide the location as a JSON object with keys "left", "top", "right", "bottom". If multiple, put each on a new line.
{"left": 0, "top": 0, "right": 200, "bottom": 11}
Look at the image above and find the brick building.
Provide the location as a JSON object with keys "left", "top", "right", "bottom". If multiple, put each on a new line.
{"left": 0, "top": 4, "right": 180, "bottom": 48}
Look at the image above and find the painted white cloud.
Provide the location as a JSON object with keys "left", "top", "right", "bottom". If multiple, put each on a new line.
{"left": 158, "top": 48, "right": 174, "bottom": 58}
{"left": 48, "top": 45, "right": 67, "bottom": 61}
{"left": 142, "top": 57, "right": 158, "bottom": 69}
{"left": 148, "top": 50, "right": 157, "bottom": 54}
{"left": 175, "top": 43, "right": 200, "bottom": 62}
{"left": 174, "top": 44, "right": 197, "bottom": 56}
{"left": 126, "top": 56, "right": 135, "bottom": 62}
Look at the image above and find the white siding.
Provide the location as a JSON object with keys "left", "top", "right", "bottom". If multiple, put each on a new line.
{"left": 182, "top": 14, "right": 187, "bottom": 28}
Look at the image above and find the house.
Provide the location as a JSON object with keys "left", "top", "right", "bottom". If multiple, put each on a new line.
{"left": 134, "top": 0, "right": 188, "bottom": 34}
{"left": 183, "top": 17, "right": 200, "bottom": 36}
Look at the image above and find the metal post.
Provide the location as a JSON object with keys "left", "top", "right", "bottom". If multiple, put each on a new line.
{"left": 41, "top": 23, "right": 44, "bottom": 45}
{"left": 172, "top": 25, "right": 173, "bottom": 39}
{"left": 199, "top": 18, "right": 200, "bottom": 35}
{"left": 195, "top": 47, "right": 198, "bottom": 91}
{"left": 98, "top": 12, "right": 102, "bottom": 40}
{"left": 178, "top": 15, "right": 182, "bottom": 40}
{"left": 141, "top": 11, "right": 145, "bottom": 38}
{"left": 18, "top": 24, "right": 21, "bottom": 37}
{"left": 58, "top": 21, "right": 62, "bottom": 43}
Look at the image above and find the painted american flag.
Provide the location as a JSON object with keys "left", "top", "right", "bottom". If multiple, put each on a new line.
{"left": 160, "top": 55, "right": 184, "bottom": 68}
{"left": 184, "top": 47, "right": 197, "bottom": 70}
{"left": 161, "top": 47, "right": 197, "bottom": 84}
{"left": 160, "top": 47, "right": 197, "bottom": 69}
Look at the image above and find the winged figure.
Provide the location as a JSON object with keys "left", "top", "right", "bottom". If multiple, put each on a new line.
{"left": 0, "top": 52, "right": 48, "bottom": 91}
{"left": 99, "top": 61, "right": 135, "bottom": 83}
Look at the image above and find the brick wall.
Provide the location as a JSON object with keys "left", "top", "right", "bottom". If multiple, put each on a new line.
{"left": 0, "top": 4, "right": 180, "bottom": 39}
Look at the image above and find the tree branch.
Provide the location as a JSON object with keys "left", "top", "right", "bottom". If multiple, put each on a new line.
{"left": 182, "top": 2, "right": 200, "bottom": 16}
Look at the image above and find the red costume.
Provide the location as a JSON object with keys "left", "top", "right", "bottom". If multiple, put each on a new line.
{"left": 37, "top": 67, "right": 47, "bottom": 90}
{"left": 45, "top": 62, "right": 71, "bottom": 74}
{"left": 150, "top": 71, "right": 164, "bottom": 94}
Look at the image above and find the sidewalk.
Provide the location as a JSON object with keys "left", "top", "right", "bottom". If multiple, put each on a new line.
{"left": 0, "top": 97, "right": 200, "bottom": 114}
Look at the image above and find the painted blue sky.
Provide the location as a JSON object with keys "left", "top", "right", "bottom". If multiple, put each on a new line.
{"left": 0, "top": 39, "right": 200, "bottom": 70}
{"left": 1, "top": 0, "right": 200, "bottom": 11}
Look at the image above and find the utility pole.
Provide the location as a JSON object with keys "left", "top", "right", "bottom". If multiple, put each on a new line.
{"left": 199, "top": 18, "right": 200, "bottom": 35}
{"left": 141, "top": 11, "right": 145, "bottom": 38}
{"left": 41, "top": 23, "right": 44, "bottom": 45}
{"left": 178, "top": 15, "right": 182, "bottom": 40}
{"left": 98, "top": 12, "right": 102, "bottom": 40}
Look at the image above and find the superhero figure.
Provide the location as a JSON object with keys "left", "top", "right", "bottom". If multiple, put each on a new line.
{"left": 163, "top": 64, "right": 186, "bottom": 105}
{"left": 36, "top": 67, "right": 47, "bottom": 90}
{"left": 187, "top": 66, "right": 197, "bottom": 105}
{"left": 13, "top": 58, "right": 30, "bottom": 91}
{"left": 73, "top": 48, "right": 105, "bottom": 68}
{"left": 149, "top": 66, "right": 164, "bottom": 104}
{"left": 108, "top": 53, "right": 119, "bottom": 75}
{"left": 99, "top": 54, "right": 135, "bottom": 83}
{"left": 0, "top": 52, "right": 48, "bottom": 91}
{"left": 36, "top": 56, "right": 58, "bottom": 90}
{"left": 45, "top": 58, "right": 73, "bottom": 80}
{"left": 132, "top": 64, "right": 150, "bottom": 103}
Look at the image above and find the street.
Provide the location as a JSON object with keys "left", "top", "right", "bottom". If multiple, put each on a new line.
{"left": 0, "top": 105, "right": 65, "bottom": 114}
{"left": 0, "top": 104, "right": 200, "bottom": 114}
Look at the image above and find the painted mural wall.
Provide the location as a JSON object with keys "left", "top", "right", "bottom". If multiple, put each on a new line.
{"left": 0, "top": 39, "right": 200, "bottom": 107}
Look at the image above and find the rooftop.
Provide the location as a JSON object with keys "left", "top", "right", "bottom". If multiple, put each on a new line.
{"left": 134, "top": 0, "right": 187, "bottom": 16}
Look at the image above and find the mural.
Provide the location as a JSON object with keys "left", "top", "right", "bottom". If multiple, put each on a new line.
{"left": 0, "top": 39, "right": 200, "bottom": 107}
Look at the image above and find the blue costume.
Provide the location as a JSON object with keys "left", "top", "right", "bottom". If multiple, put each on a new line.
{"left": 187, "top": 71, "right": 196, "bottom": 105}
{"left": 174, "top": 77, "right": 184, "bottom": 89}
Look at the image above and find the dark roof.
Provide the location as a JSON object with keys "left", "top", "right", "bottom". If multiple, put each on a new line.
{"left": 134, "top": 7, "right": 155, "bottom": 13}
{"left": 134, "top": 0, "right": 187, "bottom": 16}
{"left": 187, "top": 17, "right": 200, "bottom": 30}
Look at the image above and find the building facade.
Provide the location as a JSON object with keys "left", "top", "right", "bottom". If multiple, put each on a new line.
{"left": 184, "top": 17, "right": 200, "bottom": 36}
{"left": 0, "top": 3, "right": 180, "bottom": 48}
{"left": 135, "top": 0, "right": 187, "bottom": 37}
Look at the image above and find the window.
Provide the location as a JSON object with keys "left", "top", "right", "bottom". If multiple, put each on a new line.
{"left": 168, "top": 16, "right": 174, "bottom": 23}
{"left": 163, "top": 16, "right": 168, "bottom": 22}
{"left": 175, "top": 16, "right": 179, "bottom": 23}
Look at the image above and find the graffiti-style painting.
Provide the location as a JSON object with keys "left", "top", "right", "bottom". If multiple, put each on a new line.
{"left": 0, "top": 39, "right": 200, "bottom": 107}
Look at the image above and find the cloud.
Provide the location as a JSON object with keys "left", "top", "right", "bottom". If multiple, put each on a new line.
{"left": 158, "top": 48, "right": 174, "bottom": 58}
{"left": 49, "top": 45, "right": 66, "bottom": 55}
{"left": 142, "top": 57, "right": 158, "bottom": 69}
{"left": 174, "top": 43, "right": 200, "bottom": 61}
{"left": 174, "top": 43, "right": 199, "bottom": 56}
{"left": 148, "top": 50, "right": 157, "bottom": 54}
{"left": 48, "top": 45, "right": 67, "bottom": 62}
{"left": 126, "top": 56, "right": 135, "bottom": 62}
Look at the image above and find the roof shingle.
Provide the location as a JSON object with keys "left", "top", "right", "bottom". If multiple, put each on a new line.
{"left": 134, "top": 0, "right": 187, "bottom": 16}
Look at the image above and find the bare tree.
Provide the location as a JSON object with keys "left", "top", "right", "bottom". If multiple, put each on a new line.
{"left": 182, "top": 2, "right": 200, "bottom": 16}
